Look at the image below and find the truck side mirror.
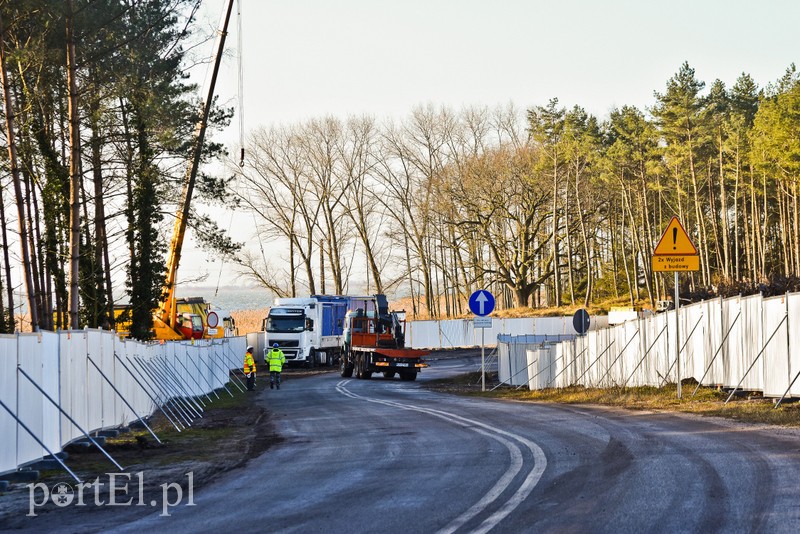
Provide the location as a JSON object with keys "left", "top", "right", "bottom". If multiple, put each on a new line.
{"left": 305, "top": 318, "right": 314, "bottom": 331}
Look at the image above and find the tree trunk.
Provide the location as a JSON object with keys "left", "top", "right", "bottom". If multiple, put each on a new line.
{"left": 734, "top": 149, "right": 741, "bottom": 280}
{"left": 66, "top": 0, "right": 82, "bottom": 329}
{"left": 718, "top": 130, "right": 730, "bottom": 279}
{"left": 0, "top": 12, "right": 39, "bottom": 330}
{"left": 0, "top": 183, "right": 12, "bottom": 331}
{"left": 551, "top": 153, "right": 561, "bottom": 306}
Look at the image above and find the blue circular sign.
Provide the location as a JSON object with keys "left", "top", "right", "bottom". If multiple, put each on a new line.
{"left": 572, "top": 308, "right": 590, "bottom": 335}
{"left": 469, "top": 290, "right": 495, "bottom": 317}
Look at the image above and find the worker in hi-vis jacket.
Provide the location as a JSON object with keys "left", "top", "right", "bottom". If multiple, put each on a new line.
{"left": 266, "top": 343, "right": 286, "bottom": 389}
{"left": 244, "top": 346, "right": 256, "bottom": 391}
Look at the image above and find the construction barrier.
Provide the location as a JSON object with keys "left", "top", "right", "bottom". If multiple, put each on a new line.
{"left": 497, "top": 292, "right": 800, "bottom": 400}
{"left": 0, "top": 330, "right": 246, "bottom": 478}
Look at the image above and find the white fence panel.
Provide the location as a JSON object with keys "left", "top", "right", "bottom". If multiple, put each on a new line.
{"left": 610, "top": 320, "right": 637, "bottom": 387}
{"left": 682, "top": 304, "right": 705, "bottom": 382}
{"left": 641, "top": 314, "right": 669, "bottom": 387}
{"left": 407, "top": 320, "right": 438, "bottom": 349}
{"left": 703, "top": 298, "right": 725, "bottom": 386}
{"left": 534, "top": 317, "right": 569, "bottom": 336}
{"left": 60, "top": 332, "right": 84, "bottom": 446}
{"left": 439, "top": 320, "right": 470, "bottom": 349}
{"left": 87, "top": 329, "right": 117, "bottom": 430}
{"left": 0, "top": 335, "right": 17, "bottom": 474}
{"left": 722, "top": 298, "right": 743, "bottom": 387}
{"left": 165, "top": 344, "right": 189, "bottom": 397}
{"left": 489, "top": 293, "right": 800, "bottom": 401}
{"left": 559, "top": 337, "right": 581, "bottom": 387}
{"left": 738, "top": 295, "right": 764, "bottom": 391}
{"left": 589, "top": 329, "right": 610, "bottom": 387}
{"left": 16, "top": 334, "right": 49, "bottom": 466}
{"left": 39, "top": 333, "right": 61, "bottom": 455}
{"left": 111, "top": 339, "right": 135, "bottom": 426}
{"left": 407, "top": 317, "right": 590, "bottom": 349}
{"left": 762, "top": 296, "right": 789, "bottom": 397}
{"left": 497, "top": 341, "right": 530, "bottom": 386}
{"left": 80, "top": 330, "right": 104, "bottom": 433}
{"left": 789, "top": 293, "right": 800, "bottom": 397}
{"left": 527, "top": 348, "right": 546, "bottom": 390}
{"left": 551, "top": 342, "right": 569, "bottom": 388}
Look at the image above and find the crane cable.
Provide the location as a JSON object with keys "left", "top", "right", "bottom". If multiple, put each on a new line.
{"left": 237, "top": 0, "right": 245, "bottom": 167}
{"left": 215, "top": 0, "right": 244, "bottom": 296}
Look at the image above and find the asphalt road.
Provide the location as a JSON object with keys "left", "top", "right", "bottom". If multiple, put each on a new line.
{"left": 48, "top": 355, "right": 800, "bottom": 532}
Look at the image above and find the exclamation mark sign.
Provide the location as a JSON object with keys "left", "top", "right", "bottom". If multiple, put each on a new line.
{"left": 672, "top": 228, "right": 677, "bottom": 250}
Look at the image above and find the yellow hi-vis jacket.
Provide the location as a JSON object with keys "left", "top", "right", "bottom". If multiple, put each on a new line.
{"left": 244, "top": 351, "right": 256, "bottom": 374}
{"left": 267, "top": 348, "right": 285, "bottom": 372}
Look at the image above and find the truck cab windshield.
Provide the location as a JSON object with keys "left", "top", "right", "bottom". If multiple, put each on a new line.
{"left": 266, "top": 315, "right": 306, "bottom": 333}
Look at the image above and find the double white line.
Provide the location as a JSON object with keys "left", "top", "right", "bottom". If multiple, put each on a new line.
{"left": 336, "top": 380, "right": 547, "bottom": 533}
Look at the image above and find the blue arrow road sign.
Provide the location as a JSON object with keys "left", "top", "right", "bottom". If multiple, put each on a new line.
{"left": 469, "top": 290, "right": 495, "bottom": 316}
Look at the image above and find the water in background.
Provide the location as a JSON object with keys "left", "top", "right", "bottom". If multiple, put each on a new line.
{"left": 176, "top": 285, "right": 273, "bottom": 312}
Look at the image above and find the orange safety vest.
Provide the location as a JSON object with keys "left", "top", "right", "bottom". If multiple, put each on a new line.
{"left": 244, "top": 351, "right": 256, "bottom": 374}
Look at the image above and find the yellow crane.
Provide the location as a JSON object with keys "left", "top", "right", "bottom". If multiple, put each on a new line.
{"left": 153, "top": 0, "right": 236, "bottom": 340}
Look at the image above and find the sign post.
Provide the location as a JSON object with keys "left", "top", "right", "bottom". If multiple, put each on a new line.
{"left": 651, "top": 217, "right": 699, "bottom": 399}
{"left": 469, "top": 290, "right": 495, "bottom": 392}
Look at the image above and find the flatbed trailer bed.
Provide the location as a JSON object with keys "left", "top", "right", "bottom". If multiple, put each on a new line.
{"left": 340, "top": 346, "right": 429, "bottom": 381}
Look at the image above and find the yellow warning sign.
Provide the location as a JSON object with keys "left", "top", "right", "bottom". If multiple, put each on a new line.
{"left": 653, "top": 217, "right": 698, "bottom": 256}
{"left": 652, "top": 255, "right": 700, "bottom": 272}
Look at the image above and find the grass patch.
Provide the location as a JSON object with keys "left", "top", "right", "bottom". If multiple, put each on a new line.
{"left": 425, "top": 373, "right": 800, "bottom": 427}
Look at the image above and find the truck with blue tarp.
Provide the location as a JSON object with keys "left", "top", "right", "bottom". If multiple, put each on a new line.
{"left": 263, "top": 295, "right": 350, "bottom": 367}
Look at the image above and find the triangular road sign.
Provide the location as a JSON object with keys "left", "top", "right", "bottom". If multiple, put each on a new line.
{"left": 653, "top": 217, "right": 698, "bottom": 255}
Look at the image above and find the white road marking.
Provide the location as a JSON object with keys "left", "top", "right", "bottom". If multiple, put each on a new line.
{"left": 336, "top": 380, "right": 547, "bottom": 533}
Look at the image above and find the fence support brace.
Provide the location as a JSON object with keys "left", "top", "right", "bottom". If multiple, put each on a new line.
{"left": 725, "top": 314, "right": 788, "bottom": 404}
{"left": 691, "top": 311, "right": 741, "bottom": 398}
{"left": 17, "top": 366, "right": 123, "bottom": 471}
{"left": 0, "top": 398, "right": 82, "bottom": 484}
{"left": 114, "top": 353, "right": 181, "bottom": 432}
{"left": 623, "top": 323, "right": 668, "bottom": 388}
{"left": 660, "top": 314, "right": 704, "bottom": 388}
{"left": 574, "top": 338, "right": 621, "bottom": 386}
{"left": 548, "top": 346, "right": 589, "bottom": 388}
{"left": 87, "top": 356, "right": 161, "bottom": 444}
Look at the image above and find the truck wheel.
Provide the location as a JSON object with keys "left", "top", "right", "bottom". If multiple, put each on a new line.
{"left": 307, "top": 349, "right": 317, "bottom": 369}
{"left": 399, "top": 372, "right": 417, "bottom": 381}
{"left": 340, "top": 357, "right": 353, "bottom": 378}
{"left": 383, "top": 371, "right": 396, "bottom": 379}
{"left": 356, "top": 355, "right": 372, "bottom": 379}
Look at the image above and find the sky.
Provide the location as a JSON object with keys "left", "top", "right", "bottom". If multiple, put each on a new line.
{"left": 180, "top": 0, "right": 800, "bottom": 291}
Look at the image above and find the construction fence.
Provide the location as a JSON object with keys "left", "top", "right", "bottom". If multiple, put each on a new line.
{"left": 498, "top": 292, "right": 800, "bottom": 399}
{"left": 0, "top": 330, "right": 246, "bottom": 479}
{"left": 406, "top": 315, "right": 608, "bottom": 349}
